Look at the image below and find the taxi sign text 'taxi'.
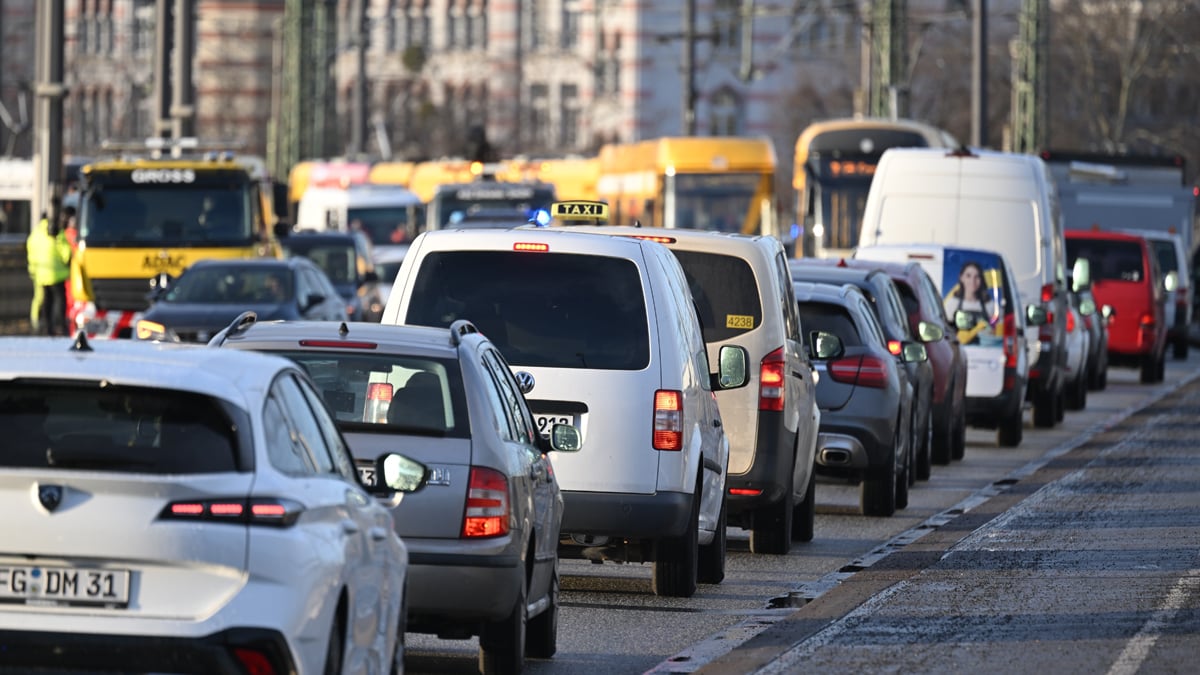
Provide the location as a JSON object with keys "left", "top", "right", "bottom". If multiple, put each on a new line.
{"left": 550, "top": 200, "right": 608, "bottom": 221}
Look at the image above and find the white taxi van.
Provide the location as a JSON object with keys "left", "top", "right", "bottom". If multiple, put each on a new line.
{"left": 382, "top": 201, "right": 751, "bottom": 597}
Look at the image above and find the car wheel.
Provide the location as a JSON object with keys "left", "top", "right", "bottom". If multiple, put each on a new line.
{"left": 1032, "top": 383, "right": 1056, "bottom": 428}
{"left": 1054, "top": 383, "right": 1065, "bottom": 422}
{"left": 931, "top": 413, "right": 953, "bottom": 466}
{"left": 1140, "top": 351, "right": 1158, "bottom": 383}
{"left": 792, "top": 468, "right": 815, "bottom": 543}
{"left": 1066, "top": 372, "right": 1086, "bottom": 411}
{"left": 951, "top": 410, "right": 967, "bottom": 461}
{"left": 323, "top": 610, "right": 345, "bottom": 675}
{"left": 916, "top": 411, "right": 933, "bottom": 481}
{"left": 479, "top": 571, "right": 527, "bottom": 675}
{"left": 750, "top": 476, "right": 793, "bottom": 555}
{"left": 1174, "top": 335, "right": 1189, "bottom": 360}
{"left": 861, "top": 439, "right": 897, "bottom": 517}
{"left": 698, "top": 495, "right": 727, "bottom": 584}
{"left": 525, "top": 569, "right": 558, "bottom": 659}
{"left": 894, "top": 445, "right": 910, "bottom": 511}
{"left": 653, "top": 490, "right": 699, "bottom": 597}
{"left": 1156, "top": 350, "right": 1167, "bottom": 382}
{"left": 996, "top": 407, "right": 1023, "bottom": 448}
{"left": 389, "top": 593, "right": 407, "bottom": 675}
{"left": 1098, "top": 360, "right": 1108, "bottom": 390}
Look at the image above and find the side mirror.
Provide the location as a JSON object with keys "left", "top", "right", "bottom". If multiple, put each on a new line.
{"left": 711, "top": 344, "right": 749, "bottom": 389}
{"left": 548, "top": 424, "right": 582, "bottom": 453}
{"left": 917, "top": 320, "right": 944, "bottom": 342}
{"left": 1078, "top": 296, "right": 1097, "bottom": 316}
{"left": 146, "top": 272, "right": 174, "bottom": 303}
{"left": 1164, "top": 270, "right": 1179, "bottom": 292}
{"left": 954, "top": 310, "right": 974, "bottom": 331}
{"left": 811, "top": 330, "right": 843, "bottom": 360}
{"left": 902, "top": 341, "right": 928, "bottom": 363}
{"left": 1027, "top": 304, "right": 1048, "bottom": 326}
{"left": 373, "top": 452, "right": 429, "bottom": 495}
{"left": 273, "top": 221, "right": 291, "bottom": 239}
{"left": 302, "top": 293, "right": 326, "bottom": 312}
{"left": 362, "top": 270, "right": 380, "bottom": 285}
{"left": 1102, "top": 304, "right": 1115, "bottom": 321}
{"left": 1071, "top": 257, "right": 1091, "bottom": 291}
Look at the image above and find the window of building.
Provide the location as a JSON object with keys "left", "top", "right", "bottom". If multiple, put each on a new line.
{"left": 561, "top": 2, "right": 580, "bottom": 50}
{"left": 561, "top": 83, "right": 579, "bottom": 148}
{"left": 134, "top": 1, "right": 155, "bottom": 56}
{"left": 527, "top": 0, "right": 545, "bottom": 50}
{"left": 708, "top": 88, "right": 743, "bottom": 136}
{"left": 528, "top": 83, "right": 550, "bottom": 150}
{"left": 714, "top": 0, "right": 741, "bottom": 52}
{"left": 409, "top": 4, "right": 431, "bottom": 50}
{"left": 468, "top": 1, "right": 488, "bottom": 49}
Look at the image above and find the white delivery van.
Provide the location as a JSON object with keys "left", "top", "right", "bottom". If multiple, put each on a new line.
{"left": 382, "top": 224, "right": 751, "bottom": 597}
{"left": 296, "top": 184, "right": 425, "bottom": 249}
{"left": 856, "top": 243, "right": 1030, "bottom": 447}
{"left": 858, "top": 147, "right": 1069, "bottom": 429}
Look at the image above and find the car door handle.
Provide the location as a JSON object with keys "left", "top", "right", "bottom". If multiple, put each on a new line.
{"left": 341, "top": 520, "right": 360, "bottom": 535}
{"left": 369, "top": 526, "right": 390, "bottom": 541}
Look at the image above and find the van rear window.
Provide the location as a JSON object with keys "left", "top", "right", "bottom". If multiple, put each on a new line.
{"left": 2, "top": 383, "right": 240, "bottom": 473}
{"left": 406, "top": 250, "right": 650, "bottom": 370}
{"left": 671, "top": 250, "right": 763, "bottom": 342}
{"left": 1067, "top": 239, "right": 1145, "bottom": 282}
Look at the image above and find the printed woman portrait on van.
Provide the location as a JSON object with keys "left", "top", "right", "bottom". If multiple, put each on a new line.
{"left": 942, "top": 253, "right": 1005, "bottom": 346}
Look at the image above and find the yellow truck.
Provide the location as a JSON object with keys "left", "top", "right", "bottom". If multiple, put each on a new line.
{"left": 71, "top": 151, "right": 278, "bottom": 338}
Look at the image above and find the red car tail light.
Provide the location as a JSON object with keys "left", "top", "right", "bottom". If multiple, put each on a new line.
{"left": 1002, "top": 312, "right": 1019, "bottom": 370}
{"left": 513, "top": 242, "right": 550, "bottom": 252}
{"left": 161, "top": 498, "right": 303, "bottom": 527}
{"left": 1066, "top": 309, "right": 1076, "bottom": 333}
{"left": 886, "top": 340, "right": 902, "bottom": 356}
{"left": 462, "top": 467, "right": 510, "bottom": 538}
{"left": 758, "top": 346, "right": 786, "bottom": 412}
{"left": 1041, "top": 283, "right": 1054, "bottom": 303}
{"left": 653, "top": 389, "right": 683, "bottom": 450}
{"left": 828, "top": 355, "right": 888, "bottom": 389}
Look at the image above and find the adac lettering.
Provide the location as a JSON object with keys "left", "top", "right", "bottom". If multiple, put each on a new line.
{"left": 143, "top": 254, "right": 185, "bottom": 270}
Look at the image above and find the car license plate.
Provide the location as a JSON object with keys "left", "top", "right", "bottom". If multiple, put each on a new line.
{"left": 534, "top": 414, "right": 577, "bottom": 438}
{"left": 0, "top": 565, "right": 130, "bottom": 606}
{"left": 357, "top": 464, "right": 378, "bottom": 487}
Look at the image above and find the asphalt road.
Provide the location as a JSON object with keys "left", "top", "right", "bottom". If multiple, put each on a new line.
{"left": 405, "top": 354, "right": 1200, "bottom": 675}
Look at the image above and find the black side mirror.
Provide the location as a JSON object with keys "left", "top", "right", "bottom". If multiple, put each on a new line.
{"left": 362, "top": 270, "right": 380, "bottom": 284}
{"left": 302, "top": 293, "right": 326, "bottom": 312}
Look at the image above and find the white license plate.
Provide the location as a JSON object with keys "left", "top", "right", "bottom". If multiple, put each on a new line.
{"left": 0, "top": 565, "right": 130, "bottom": 606}
{"left": 534, "top": 414, "right": 577, "bottom": 438}
{"left": 357, "top": 464, "right": 377, "bottom": 487}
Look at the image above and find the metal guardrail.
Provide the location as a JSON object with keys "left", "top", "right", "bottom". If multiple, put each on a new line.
{"left": 0, "top": 237, "right": 34, "bottom": 335}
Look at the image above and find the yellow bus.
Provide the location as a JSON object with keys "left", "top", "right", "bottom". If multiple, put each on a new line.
{"left": 793, "top": 117, "right": 958, "bottom": 258}
{"left": 501, "top": 156, "right": 601, "bottom": 202}
{"left": 595, "top": 136, "right": 778, "bottom": 238}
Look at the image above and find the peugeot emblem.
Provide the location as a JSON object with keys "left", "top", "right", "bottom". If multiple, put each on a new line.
{"left": 38, "top": 484, "right": 64, "bottom": 512}
{"left": 515, "top": 371, "right": 535, "bottom": 395}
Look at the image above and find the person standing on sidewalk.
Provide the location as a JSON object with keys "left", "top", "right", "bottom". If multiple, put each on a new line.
{"left": 26, "top": 210, "right": 72, "bottom": 336}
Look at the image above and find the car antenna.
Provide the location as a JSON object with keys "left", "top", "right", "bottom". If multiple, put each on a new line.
{"left": 339, "top": 322, "right": 349, "bottom": 337}
{"left": 69, "top": 330, "right": 93, "bottom": 352}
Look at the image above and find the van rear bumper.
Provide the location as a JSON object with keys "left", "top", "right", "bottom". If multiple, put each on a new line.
{"left": 727, "top": 413, "right": 797, "bottom": 514}
{"left": 560, "top": 490, "right": 691, "bottom": 540}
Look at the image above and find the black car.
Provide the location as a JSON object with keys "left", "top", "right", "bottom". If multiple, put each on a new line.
{"left": 282, "top": 230, "right": 385, "bottom": 322}
{"left": 135, "top": 257, "right": 347, "bottom": 342}
{"left": 794, "top": 282, "right": 921, "bottom": 517}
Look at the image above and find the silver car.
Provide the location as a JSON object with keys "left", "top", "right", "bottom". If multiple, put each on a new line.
{"left": 215, "top": 317, "right": 581, "bottom": 674}
{"left": 0, "top": 335, "right": 425, "bottom": 674}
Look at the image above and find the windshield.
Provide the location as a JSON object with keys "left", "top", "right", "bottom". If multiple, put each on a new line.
{"left": 285, "top": 243, "right": 357, "bottom": 287}
{"left": 164, "top": 265, "right": 293, "bottom": 304}
{"left": 348, "top": 205, "right": 422, "bottom": 247}
{"left": 669, "top": 172, "right": 766, "bottom": 235}
{"left": 431, "top": 184, "right": 556, "bottom": 229}
{"left": 405, "top": 251, "right": 650, "bottom": 370}
{"left": 377, "top": 259, "right": 404, "bottom": 285}
{"left": 80, "top": 183, "right": 253, "bottom": 246}
{"left": 276, "top": 352, "right": 469, "bottom": 437}
{"left": 810, "top": 159, "right": 875, "bottom": 251}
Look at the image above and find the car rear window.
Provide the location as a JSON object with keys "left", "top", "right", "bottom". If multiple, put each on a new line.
{"left": 797, "top": 302, "right": 862, "bottom": 347}
{"left": 285, "top": 243, "right": 357, "bottom": 285}
{"left": 1149, "top": 240, "right": 1178, "bottom": 275}
{"left": 671, "top": 250, "right": 763, "bottom": 342}
{"left": 405, "top": 250, "right": 650, "bottom": 370}
{"left": 2, "top": 383, "right": 240, "bottom": 473}
{"left": 278, "top": 353, "right": 469, "bottom": 438}
{"left": 1067, "top": 239, "right": 1145, "bottom": 282}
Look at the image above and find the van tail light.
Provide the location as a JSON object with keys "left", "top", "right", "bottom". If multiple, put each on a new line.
{"left": 1041, "top": 283, "right": 1054, "bottom": 303}
{"left": 886, "top": 340, "right": 902, "bottom": 356}
{"left": 827, "top": 355, "right": 888, "bottom": 389}
{"left": 160, "top": 498, "right": 304, "bottom": 527}
{"left": 462, "top": 467, "right": 510, "bottom": 538}
{"left": 1002, "top": 312, "right": 1019, "bottom": 369}
{"left": 758, "top": 346, "right": 786, "bottom": 412}
{"left": 653, "top": 389, "right": 683, "bottom": 450}
{"left": 1066, "top": 309, "right": 1076, "bottom": 333}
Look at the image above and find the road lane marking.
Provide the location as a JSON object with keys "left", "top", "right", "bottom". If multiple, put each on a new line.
{"left": 1107, "top": 572, "right": 1200, "bottom": 675}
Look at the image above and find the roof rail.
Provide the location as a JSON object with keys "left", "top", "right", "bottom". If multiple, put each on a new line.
{"left": 448, "top": 319, "right": 479, "bottom": 346}
{"left": 207, "top": 311, "right": 258, "bottom": 347}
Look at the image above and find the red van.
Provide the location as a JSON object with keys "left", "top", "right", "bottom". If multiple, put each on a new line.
{"left": 1065, "top": 230, "right": 1168, "bottom": 384}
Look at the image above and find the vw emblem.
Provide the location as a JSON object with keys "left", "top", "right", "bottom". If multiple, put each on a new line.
{"left": 38, "top": 484, "right": 64, "bottom": 512}
{"left": 515, "top": 371, "right": 535, "bottom": 394}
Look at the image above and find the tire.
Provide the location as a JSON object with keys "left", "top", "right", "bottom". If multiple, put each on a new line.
{"left": 1054, "top": 383, "right": 1065, "bottom": 422}
{"left": 861, "top": 445, "right": 897, "bottom": 517}
{"left": 951, "top": 411, "right": 967, "bottom": 461}
{"left": 323, "top": 610, "right": 345, "bottom": 675}
{"left": 915, "top": 411, "right": 933, "bottom": 481}
{"left": 653, "top": 492, "right": 699, "bottom": 597}
{"left": 1140, "top": 352, "right": 1158, "bottom": 383}
{"left": 698, "top": 495, "right": 727, "bottom": 584}
{"left": 1065, "top": 372, "right": 1087, "bottom": 411}
{"left": 1032, "top": 383, "right": 1056, "bottom": 428}
{"left": 894, "top": 446, "right": 910, "bottom": 511}
{"left": 1174, "top": 335, "right": 1189, "bottom": 360}
{"left": 1098, "top": 362, "right": 1108, "bottom": 390}
{"left": 525, "top": 569, "right": 558, "bottom": 659}
{"left": 996, "top": 408, "right": 1023, "bottom": 448}
{"left": 1156, "top": 350, "right": 1167, "bottom": 382}
{"left": 479, "top": 571, "right": 527, "bottom": 675}
{"left": 389, "top": 593, "right": 407, "bottom": 675}
{"left": 1087, "top": 358, "right": 1105, "bottom": 390}
{"left": 750, "top": 475, "right": 794, "bottom": 555}
{"left": 931, "top": 414, "right": 953, "bottom": 466}
{"left": 792, "top": 468, "right": 816, "bottom": 543}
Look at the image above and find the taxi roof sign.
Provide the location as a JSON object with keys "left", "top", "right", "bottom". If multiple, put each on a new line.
{"left": 550, "top": 200, "right": 609, "bottom": 222}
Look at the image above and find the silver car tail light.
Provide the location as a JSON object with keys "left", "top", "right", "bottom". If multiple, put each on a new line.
{"left": 462, "top": 467, "right": 510, "bottom": 538}
{"left": 159, "top": 498, "right": 304, "bottom": 527}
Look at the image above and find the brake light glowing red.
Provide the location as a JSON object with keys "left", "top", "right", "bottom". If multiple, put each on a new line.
{"left": 1002, "top": 312, "right": 1019, "bottom": 370}
{"left": 827, "top": 355, "right": 888, "bottom": 388}
{"left": 161, "top": 499, "right": 302, "bottom": 527}
{"left": 1066, "top": 309, "right": 1076, "bottom": 332}
{"left": 886, "top": 340, "right": 902, "bottom": 356}
{"left": 298, "top": 340, "right": 377, "bottom": 349}
{"left": 462, "top": 467, "right": 510, "bottom": 538}
{"left": 210, "top": 502, "right": 244, "bottom": 517}
{"left": 1041, "top": 283, "right": 1054, "bottom": 303}
{"left": 1139, "top": 312, "right": 1155, "bottom": 326}
{"left": 513, "top": 242, "right": 550, "bottom": 252}
{"left": 759, "top": 347, "right": 786, "bottom": 412}
{"left": 251, "top": 503, "right": 287, "bottom": 518}
{"left": 171, "top": 503, "right": 204, "bottom": 516}
{"left": 729, "top": 488, "right": 763, "bottom": 496}
{"left": 632, "top": 235, "right": 676, "bottom": 244}
{"left": 653, "top": 389, "right": 683, "bottom": 450}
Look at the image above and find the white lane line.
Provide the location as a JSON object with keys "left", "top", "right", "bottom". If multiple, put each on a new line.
{"left": 1107, "top": 572, "right": 1200, "bottom": 675}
